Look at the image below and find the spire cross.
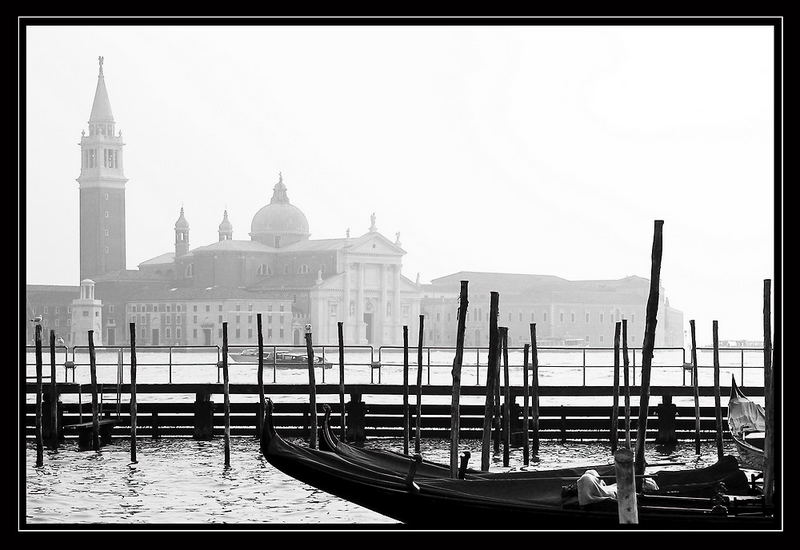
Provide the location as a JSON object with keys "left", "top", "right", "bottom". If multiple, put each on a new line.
{"left": 98, "top": 56, "right": 104, "bottom": 76}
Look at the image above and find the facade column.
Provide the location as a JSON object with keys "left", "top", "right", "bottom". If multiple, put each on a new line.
{"left": 357, "top": 262, "right": 365, "bottom": 344}
{"left": 393, "top": 264, "right": 401, "bottom": 345}
{"left": 343, "top": 257, "right": 351, "bottom": 343}
{"left": 380, "top": 264, "right": 387, "bottom": 346}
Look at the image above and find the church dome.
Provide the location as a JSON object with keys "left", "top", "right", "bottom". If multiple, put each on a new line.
{"left": 250, "top": 174, "right": 310, "bottom": 247}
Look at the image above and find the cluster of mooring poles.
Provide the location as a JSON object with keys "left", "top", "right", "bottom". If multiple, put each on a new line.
{"left": 28, "top": 219, "right": 777, "bottom": 522}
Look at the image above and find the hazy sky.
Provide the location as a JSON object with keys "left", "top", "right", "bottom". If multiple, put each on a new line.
{"left": 24, "top": 24, "right": 777, "bottom": 342}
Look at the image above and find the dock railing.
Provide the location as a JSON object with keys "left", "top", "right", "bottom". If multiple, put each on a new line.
{"left": 25, "top": 344, "right": 766, "bottom": 387}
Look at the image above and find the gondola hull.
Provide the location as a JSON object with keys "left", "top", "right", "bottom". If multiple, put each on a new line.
{"left": 261, "top": 400, "right": 775, "bottom": 528}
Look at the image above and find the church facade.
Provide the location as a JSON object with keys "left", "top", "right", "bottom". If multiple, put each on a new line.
{"left": 25, "top": 58, "right": 684, "bottom": 350}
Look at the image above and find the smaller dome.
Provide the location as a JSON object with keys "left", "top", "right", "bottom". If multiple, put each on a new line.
{"left": 80, "top": 278, "right": 95, "bottom": 285}
{"left": 175, "top": 207, "right": 189, "bottom": 230}
{"left": 219, "top": 210, "right": 233, "bottom": 232}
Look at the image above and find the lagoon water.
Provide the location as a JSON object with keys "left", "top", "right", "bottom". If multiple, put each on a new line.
{"left": 24, "top": 436, "right": 747, "bottom": 526}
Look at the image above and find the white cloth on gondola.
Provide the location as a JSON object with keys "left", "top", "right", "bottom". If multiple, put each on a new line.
{"left": 577, "top": 470, "right": 617, "bottom": 506}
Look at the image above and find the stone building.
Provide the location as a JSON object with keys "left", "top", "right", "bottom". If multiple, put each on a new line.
{"left": 121, "top": 175, "right": 423, "bottom": 347}
{"left": 420, "top": 272, "right": 685, "bottom": 348}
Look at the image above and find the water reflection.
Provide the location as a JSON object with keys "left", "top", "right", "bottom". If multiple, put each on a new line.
{"left": 26, "top": 437, "right": 749, "bottom": 525}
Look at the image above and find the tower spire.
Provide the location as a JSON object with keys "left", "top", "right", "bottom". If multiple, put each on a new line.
{"left": 89, "top": 56, "right": 114, "bottom": 123}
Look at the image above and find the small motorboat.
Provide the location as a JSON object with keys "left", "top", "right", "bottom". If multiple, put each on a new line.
{"left": 228, "top": 348, "right": 332, "bottom": 369}
{"left": 728, "top": 376, "right": 766, "bottom": 470}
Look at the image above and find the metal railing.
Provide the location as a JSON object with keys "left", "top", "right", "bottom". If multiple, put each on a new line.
{"left": 378, "top": 346, "right": 692, "bottom": 386}
{"left": 24, "top": 344, "right": 767, "bottom": 387}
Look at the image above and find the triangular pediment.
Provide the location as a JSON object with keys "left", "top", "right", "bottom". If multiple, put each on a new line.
{"left": 347, "top": 232, "right": 405, "bottom": 256}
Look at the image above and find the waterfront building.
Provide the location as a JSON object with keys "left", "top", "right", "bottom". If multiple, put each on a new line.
{"left": 421, "top": 272, "right": 685, "bottom": 348}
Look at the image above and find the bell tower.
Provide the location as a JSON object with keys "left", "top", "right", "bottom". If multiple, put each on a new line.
{"left": 77, "top": 56, "right": 128, "bottom": 279}
{"left": 175, "top": 207, "right": 190, "bottom": 257}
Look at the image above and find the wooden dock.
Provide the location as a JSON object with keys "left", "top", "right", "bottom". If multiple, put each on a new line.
{"left": 25, "top": 383, "right": 761, "bottom": 442}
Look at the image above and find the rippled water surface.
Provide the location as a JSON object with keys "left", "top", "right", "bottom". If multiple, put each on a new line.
{"left": 24, "top": 436, "right": 748, "bottom": 526}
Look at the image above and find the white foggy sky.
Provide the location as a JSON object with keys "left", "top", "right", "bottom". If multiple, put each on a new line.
{"left": 24, "top": 24, "right": 776, "bottom": 342}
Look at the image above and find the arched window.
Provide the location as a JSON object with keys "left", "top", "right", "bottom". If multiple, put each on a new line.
{"left": 185, "top": 263, "right": 194, "bottom": 278}
{"left": 349, "top": 301, "right": 355, "bottom": 316}
{"left": 257, "top": 264, "right": 268, "bottom": 276}
{"left": 284, "top": 265, "right": 290, "bottom": 274}
{"left": 386, "top": 302, "right": 392, "bottom": 318}
{"left": 298, "top": 264, "right": 309, "bottom": 274}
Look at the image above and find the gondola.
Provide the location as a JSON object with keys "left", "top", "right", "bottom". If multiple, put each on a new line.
{"left": 261, "top": 398, "right": 774, "bottom": 528}
{"left": 318, "top": 404, "right": 618, "bottom": 482}
{"left": 318, "top": 404, "right": 761, "bottom": 496}
{"left": 728, "top": 376, "right": 766, "bottom": 470}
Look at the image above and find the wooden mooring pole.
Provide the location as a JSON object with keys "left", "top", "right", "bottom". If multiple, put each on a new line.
{"left": 450, "top": 280, "right": 468, "bottom": 478}
{"left": 305, "top": 326, "right": 318, "bottom": 450}
{"left": 34, "top": 324, "right": 44, "bottom": 467}
{"left": 88, "top": 330, "right": 100, "bottom": 452}
{"left": 614, "top": 448, "right": 638, "bottom": 524}
{"left": 634, "top": 219, "right": 664, "bottom": 476}
{"left": 712, "top": 320, "right": 723, "bottom": 461}
{"left": 622, "top": 319, "right": 631, "bottom": 449}
{"left": 414, "top": 315, "right": 424, "bottom": 454}
{"left": 222, "top": 322, "right": 231, "bottom": 467}
{"left": 492, "top": 336, "right": 502, "bottom": 455}
{"left": 611, "top": 321, "right": 621, "bottom": 454}
{"left": 690, "top": 319, "right": 701, "bottom": 455}
{"left": 338, "top": 321, "right": 346, "bottom": 442}
{"left": 481, "top": 291, "right": 500, "bottom": 471}
{"left": 500, "top": 327, "right": 510, "bottom": 467}
{"left": 257, "top": 314, "right": 265, "bottom": 439}
{"left": 522, "top": 343, "right": 531, "bottom": 466}
{"left": 49, "top": 329, "right": 58, "bottom": 450}
{"left": 763, "top": 279, "right": 774, "bottom": 506}
{"left": 130, "top": 323, "right": 138, "bottom": 463}
{"left": 530, "top": 323, "right": 540, "bottom": 454}
{"left": 403, "top": 325, "right": 410, "bottom": 456}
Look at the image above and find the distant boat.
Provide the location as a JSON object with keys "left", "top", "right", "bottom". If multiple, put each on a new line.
{"left": 727, "top": 376, "right": 765, "bottom": 470}
{"left": 228, "top": 348, "right": 332, "bottom": 369}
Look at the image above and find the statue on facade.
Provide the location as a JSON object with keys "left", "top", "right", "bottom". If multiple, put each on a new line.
{"left": 395, "top": 231, "right": 401, "bottom": 246}
{"left": 369, "top": 212, "right": 377, "bottom": 232}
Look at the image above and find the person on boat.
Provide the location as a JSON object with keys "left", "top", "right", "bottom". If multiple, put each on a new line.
{"left": 577, "top": 469, "right": 659, "bottom": 506}
{"left": 577, "top": 470, "right": 617, "bottom": 506}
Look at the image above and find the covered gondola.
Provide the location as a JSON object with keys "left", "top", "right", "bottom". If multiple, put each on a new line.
{"left": 261, "top": 399, "right": 774, "bottom": 528}
{"left": 728, "top": 376, "right": 766, "bottom": 470}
